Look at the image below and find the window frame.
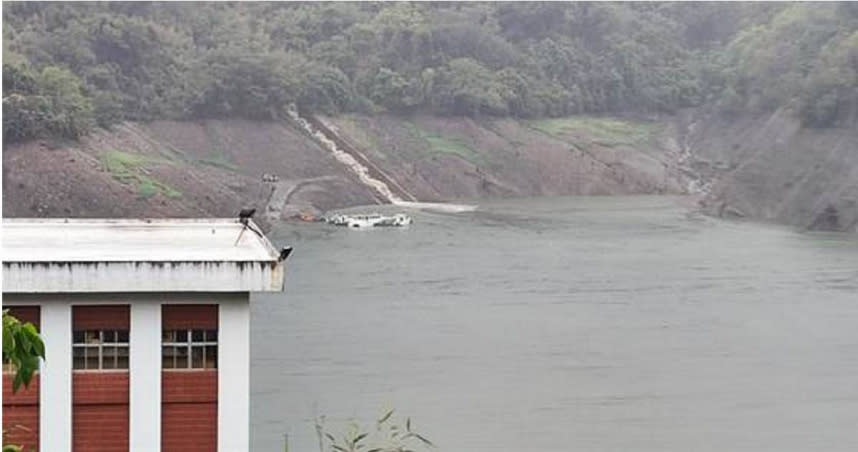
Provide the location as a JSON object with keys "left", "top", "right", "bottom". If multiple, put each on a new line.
{"left": 72, "top": 329, "right": 130, "bottom": 371}
{"left": 161, "top": 328, "right": 218, "bottom": 370}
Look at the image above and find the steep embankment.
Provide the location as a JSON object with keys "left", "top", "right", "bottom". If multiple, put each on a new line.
{"left": 3, "top": 115, "right": 692, "bottom": 222}
{"left": 686, "top": 109, "right": 858, "bottom": 232}
{"left": 5, "top": 111, "right": 854, "bottom": 232}
{"left": 319, "top": 114, "right": 691, "bottom": 200}
{"left": 2, "top": 120, "right": 378, "bottom": 223}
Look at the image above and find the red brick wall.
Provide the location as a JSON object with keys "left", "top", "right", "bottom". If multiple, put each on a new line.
{"left": 73, "top": 372, "right": 129, "bottom": 452}
{"left": 5, "top": 306, "right": 40, "bottom": 327}
{"left": 72, "top": 306, "right": 130, "bottom": 452}
{"left": 162, "top": 305, "right": 219, "bottom": 451}
{"left": 2, "top": 305, "right": 40, "bottom": 451}
{"left": 162, "top": 370, "right": 218, "bottom": 452}
{"left": 162, "top": 304, "right": 218, "bottom": 329}
{"left": 2, "top": 374, "right": 39, "bottom": 451}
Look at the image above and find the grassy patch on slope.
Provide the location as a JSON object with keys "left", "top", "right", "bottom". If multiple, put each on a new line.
{"left": 406, "top": 122, "right": 482, "bottom": 164}
{"left": 102, "top": 149, "right": 183, "bottom": 199}
{"left": 528, "top": 116, "right": 659, "bottom": 147}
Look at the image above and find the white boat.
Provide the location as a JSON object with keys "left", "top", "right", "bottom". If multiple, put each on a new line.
{"left": 324, "top": 213, "right": 412, "bottom": 228}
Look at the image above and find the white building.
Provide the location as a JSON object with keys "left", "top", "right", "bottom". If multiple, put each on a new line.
{"left": 2, "top": 218, "right": 287, "bottom": 452}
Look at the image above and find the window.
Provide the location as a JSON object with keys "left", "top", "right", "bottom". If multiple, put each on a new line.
{"left": 162, "top": 329, "right": 217, "bottom": 369}
{"left": 72, "top": 330, "right": 129, "bottom": 370}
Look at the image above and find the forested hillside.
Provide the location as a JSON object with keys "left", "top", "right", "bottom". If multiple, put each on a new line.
{"left": 4, "top": 2, "right": 857, "bottom": 143}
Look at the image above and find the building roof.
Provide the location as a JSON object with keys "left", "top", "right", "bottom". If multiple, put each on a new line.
{"left": 2, "top": 219, "right": 286, "bottom": 293}
{"left": 2, "top": 218, "right": 280, "bottom": 262}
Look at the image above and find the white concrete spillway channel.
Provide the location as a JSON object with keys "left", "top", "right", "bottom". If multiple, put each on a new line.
{"left": 288, "top": 108, "right": 477, "bottom": 213}
{"left": 288, "top": 108, "right": 405, "bottom": 203}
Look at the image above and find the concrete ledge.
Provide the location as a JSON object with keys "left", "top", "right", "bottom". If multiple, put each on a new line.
{"left": 3, "top": 261, "right": 284, "bottom": 293}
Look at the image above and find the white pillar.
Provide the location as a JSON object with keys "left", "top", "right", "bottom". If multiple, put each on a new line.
{"left": 40, "top": 303, "right": 72, "bottom": 451}
{"left": 218, "top": 297, "right": 250, "bottom": 452}
{"left": 130, "top": 302, "right": 161, "bottom": 452}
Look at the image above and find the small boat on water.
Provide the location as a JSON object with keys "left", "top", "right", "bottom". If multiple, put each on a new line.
{"left": 325, "top": 213, "right": 413, "bottom": 228}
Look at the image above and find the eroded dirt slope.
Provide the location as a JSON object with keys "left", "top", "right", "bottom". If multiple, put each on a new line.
{"left": 2, "top": 120, "right": 378, "bottom": 224}
{"left": 3, "top": 115, "right": 691, "bottom": 222}
{"left": 11, "top": 111, "right": 852, "bottom": 233}
{"left": 323, "top": 114, "right": 692, "bottom": 200}
{"left": 686, "top": 109, "right": 858, "bottom": 232}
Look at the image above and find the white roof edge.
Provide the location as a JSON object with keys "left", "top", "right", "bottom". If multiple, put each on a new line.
{"left": 249, "top": 220, "right": 282, "bottom": 261}
{"left": 2, "top": 218, "right": 282, "bottom": 263}
{"left": 2, "top": 218, "right": 246, "bottom": 224}
{"left": 3, "top": 260, "right": 285, "bottom": 293}
{"left": 2, "top": 218, "right": 287, "bottom": 293}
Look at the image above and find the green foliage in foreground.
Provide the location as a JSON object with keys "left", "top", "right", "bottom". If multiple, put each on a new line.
{"left": 3, "top": 311, "right": 45, "bottom": 452}
{"left": 315, "top": 409, "right": 433, "bottom": 452}
{"left": 2, "top": 310, "right": 45, "bottom": 394}
{"left": 2, "top": 2, "right": 857, "bottom": 144}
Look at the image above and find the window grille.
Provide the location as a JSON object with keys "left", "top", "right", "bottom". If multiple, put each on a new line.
{"left": 162, "top": 329, "right": 217, "bottom": 369}
{"left": 72, "top": 330, "right": 130, "bottom": 370}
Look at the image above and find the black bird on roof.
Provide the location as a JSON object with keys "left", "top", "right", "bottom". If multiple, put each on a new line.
{"left": 234, "top": 207, "right": 261, "bottom": 245}
{"left": 238, "top": 208, "right": 256, "bottom": 225}
{"left": 279, "top": 246, "right": 293, "bottom": 261}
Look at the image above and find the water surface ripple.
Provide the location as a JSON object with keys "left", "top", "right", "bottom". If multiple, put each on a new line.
{"left": 252, "top": 196, "right": 858, "bottom": 452}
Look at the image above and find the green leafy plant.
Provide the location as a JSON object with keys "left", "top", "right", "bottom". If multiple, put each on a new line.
{"left": 315, "top": 409, "right": 434, "bottom": 452}
{"left": 2, "top": 310, "right": 45, "bottom": 452}
{"left": 2, "top": 310, "right": 44, "bottom": 392}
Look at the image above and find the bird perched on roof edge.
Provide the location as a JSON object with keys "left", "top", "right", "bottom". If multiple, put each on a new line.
{"left": 279, "top": 246, "right": 293, "bottom": 261}
{"left": 238, "top": 208, "right": 256, "bottom": 225}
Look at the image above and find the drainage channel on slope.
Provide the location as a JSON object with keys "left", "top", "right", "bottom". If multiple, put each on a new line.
{"left": 288, "top": 108, "right": 413, "bottom": 203}
{"left": 288, "top": 107, "right": 478, "bottom": 213}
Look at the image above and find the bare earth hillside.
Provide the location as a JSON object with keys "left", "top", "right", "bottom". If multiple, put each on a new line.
{"left": 2, "top": 120, "right": 378, "bottom": 224}
{"left": 322, "top": 115, "right": 690, "bottom": 200}
{"left": 3, "top": 115, "right": 692, "bottom": 222}
{"left": 687, "top": 109, "right": 858, "bottom": 233}
{"left": 4, "top": 113, "right": 856, "bottom": 233}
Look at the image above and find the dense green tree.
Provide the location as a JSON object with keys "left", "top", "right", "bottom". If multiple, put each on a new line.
{"left": 3, "top": 60, "right": 95, "bottom": 141}
{"left": 432, "top": 58, "right": 508, "bottom": 116}
{"left": 714, "top": 3, "right": 857, "bottom": 126}
{"left": 191, "top": 49, "right": 302, "bottom": 120}
{"left": 2, "top": 1, "right": 856, "bottom": 142}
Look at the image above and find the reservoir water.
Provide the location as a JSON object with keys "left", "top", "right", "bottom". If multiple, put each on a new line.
{"left": 251, "top": 196, "right": 858, "bottom": 452}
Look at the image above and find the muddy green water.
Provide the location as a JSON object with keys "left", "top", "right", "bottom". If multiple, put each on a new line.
{"left": 251, "top": 196, "right": 858, "bottom": 452}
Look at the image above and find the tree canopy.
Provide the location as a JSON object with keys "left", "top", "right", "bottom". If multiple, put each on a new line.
{"left": 3, "top": 2, "right": 856, "bottom": 142}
